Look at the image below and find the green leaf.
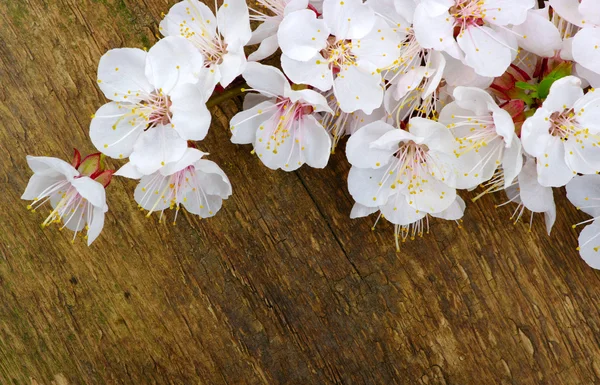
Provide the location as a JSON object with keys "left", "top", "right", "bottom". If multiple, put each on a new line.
{"left": 515, "top": 81, "right": 538, "bottom": 91}
{"left": 537, "top": 62, "right": 573, "bottom": 100}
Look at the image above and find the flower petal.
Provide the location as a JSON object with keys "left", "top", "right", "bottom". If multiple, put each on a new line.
{"left": 281, "top": 53, "right": 334, "bottom": 91}
{"left": 129, "top": 124, "right": 188, "bottom": 175}
{"left": 230, "top": 100, "right": 277, "bottom": 144}
{"left": 243, "top": 62, "right": 290, "bottom": 97}
{"left": 278, "top": 9, "right": 330, "bottom": 61}
{"left": 217, "top": 0, "right": 252, "bottom": 47}
{"left": 145, "top": 36, "right": 205, "bottom": 92}
{"left": 457, "top": 25, "right": 512, "bottom": 77}
{"left": 170, "top": 83, "right": 211, "bottom": 141}
{"left": 346, "top": 120, "right": 396, "bottom": 168}
{"left": 97, "top": 48, "right": 153, "bottom": 102}
{"left": 334, "top": 65, "right": 383, "bottom": 113}
{"left": 300, "top": 115, "right": 332, "bottom": 168}
{"left": 323, "top": 0, "right": 375, "bottom": 40}
{"left": 90, "top": 102, "right": 144, "bottom": 160}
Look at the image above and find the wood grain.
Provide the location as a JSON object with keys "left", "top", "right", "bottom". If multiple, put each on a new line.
{"left": 0, "top": 1, "right": 598, "bottom": 384}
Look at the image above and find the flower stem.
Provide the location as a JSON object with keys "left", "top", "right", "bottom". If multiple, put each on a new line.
{"left": 206, "top": 83, "right": 248, "bottom": 109}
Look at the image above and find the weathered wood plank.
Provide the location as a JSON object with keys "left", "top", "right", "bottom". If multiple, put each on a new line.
{"left": 0, "top": 1, "right": 599, "bottom": 384}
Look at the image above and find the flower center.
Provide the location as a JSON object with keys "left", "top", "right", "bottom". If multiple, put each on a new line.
{"left": 143, "top": 91, "right": 173, "bottom": 127}
{"left": 322, "top": 38, "right": 356, "bottom": 71}
{"left": 548, "top": 109, "right": 580, "bottom": 139}
{"left": 450, "top": 0, "right": 485, "bottom": 35}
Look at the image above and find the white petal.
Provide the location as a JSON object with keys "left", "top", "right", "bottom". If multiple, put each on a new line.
{"left": 483, "top": 0, "right": 534, "bottom": 26}
{"left": 216, "top": 48, "right": 247, "bottom": 87}
{"left": 572, "top": 27, "right": 600, "bottom": 75}
{"left": 248, "top": 20, "right": 278, "bottom": 46}
{"left": 145, "top": 36, "right": 205, "bottom": 92}
{"left": 229, "top": 101, "right": 277, "bottom": 144}
{"left": 97, "top": 48, "right": 153, "bottom": 102}
{"left": 129, "top": 124, "right": 188, "bottom": 175}
{"left": 248, "top": 34, "right": 280, "bottom": 61}
{"left": 243, "top": 62, "right": 289, "bottom": 97}
{"left": 25, "top": 156, "right": 79, "bottom": 179}
{"left": 350, "top": 202, "right": 378, "bottom": 219}
{"left": 281, "top": 53, "right": 333, "bottom": 91}
{"left": 501, "top": 136, "right": 523, "bottom": 189}
{"left": 521, "top": 109, "right": 552, "bottom": 158}
{"left": 542, "top": 75, "right": 583, "bottom": 112}
{"left": 457, "top": 25, "right": 512, "bottom": 77}
{"left": 86, "top": 206, "right": 106, "bottom": 246}
{"left": 580, "top": 0, "right": 600, "bottom": 25}
{"left": 169, "top": 83, "right": 211, "bottom": 141}
{"left": 406, "top": 167, "right": 456, "bottom": 214}
{"left": 286, "top": 88, "right": 332, "bottom": 113}
{"left": 453, "top": 86, "right": 495, "bottom": 115}
{"left": 518, "top": 157, "right": 555, "bottom": 213}
{"left": 300, "top": 115, "right": 332, "bottom": 168}
{"left": 380, "top": 194, "right": 426, "bottom": 226}
{"left": 513, "top": 9, "right": 562, "bottom": 58}
{"left": 134, "top": 174, "right": 171, "bottom": 212}
{"left": 334, "top": 65, "right": 383, "bottom": 113}
{"left": 323, "top": 0, "right": 375, "bottom": 40}
{"left": 347, "top": 166, "right": 398, "bottom": 207}
{"left": 578, "top": 221, "right": 600, "bottom": 269}
{"left": 183, "top": 191, "right": 223, "bottom": 218}
{"left": 277, "top": 10, "right": 330, "bottom": 61}
{"left": 346, "top": 120, "right": 396, "bottom": 168}
{"left": 160, "top": 0, "right": 217, "bottom": 39}
{"left": 548, "top": 0, "right": 586, "bottom": 27}
{"left": 352, "top": 17, "right": 402, "bottom": 70}
{"left": 564, "top": 132, "right": 600, "bottom": 175}
{"left": 193, "top": 159, "right": 233, "bottom": 198}
{"left": 22, "top": 174, "right": 64, "bottom": 200}
{"left": 114, "top": 162, "right": 144, "bottom": 179}
{"left": 160, "top": 148, "right": 206, "bottom": 176}
{"left": 217, "top": 0, "right": 252, "bottom": 46}
{"left": 71, "top": 177, "right": 106, "bottom": 209}
{"left": 90, "top": 102, "right": 144, "bottom": 160}
{"left": 566, "top": 174, "right": 600, "bottom": 217}
{"left": 575, "top": 64, "right": 600, "bottom": 89}
{"left": 432, "top": 196, "right": 466, "bottom": 220}
{"left": 536, "top": 136, "right": 574, "bottom": 187}
{"left": 408, "top": 117, "right": 455, "bottom": 153}
{"left": 413, "top": 5, "right": 454, "bottom": 51}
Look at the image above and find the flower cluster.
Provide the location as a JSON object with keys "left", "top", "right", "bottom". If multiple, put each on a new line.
{"left": 20, "top": 0, "right": 600, "bottom": 270}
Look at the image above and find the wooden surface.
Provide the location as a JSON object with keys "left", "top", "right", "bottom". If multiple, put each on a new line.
{"left": 1, "top": 1, "right": 599, "bottom": 384}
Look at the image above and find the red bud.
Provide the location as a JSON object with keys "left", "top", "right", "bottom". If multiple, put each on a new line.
{"left": 78, "top": 153, "right": 103, "bottom": 177}
{"left": 71, "top": 148, "right": 82, "bottom": 168}
{"left": 93, "top": 169, "right": 115, "bottom": 187}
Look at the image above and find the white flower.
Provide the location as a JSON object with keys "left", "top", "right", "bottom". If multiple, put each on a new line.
{"left": 277, "top": 0, "right": 402, "bottom": 113}
{"left": 90, "top": 37, "right": 209, "bottom": 175}
{"left": 159, "top": 0, "right": 252, "bottom": 94}
{"left": 21, "top": 153, "right": 111, "bottom": 245}
{"left": 346, "top": 118, "right": 466, "bottom": 215}
{"left": 116, "top": 148, "right": 232, "bottom": 222}
{"left": 503, "top": 156, "right": 556, "bottom": 235}
{"left": 248, "top": 0, "right": 311, "bottom": 61}
{"left": 229, "top": 62, "right": 333, "bottom": 170}
{"left": 439, "top": 86, "right": 523, "bottom": 190}
{"left": 413, "top": 0, "right": 535, "bottom": 77}
{"left": 521, "top": 76, "right": 600, "bottom": 187}
{"left": 566, "top": 174, "right": 600, "bottom": 269}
